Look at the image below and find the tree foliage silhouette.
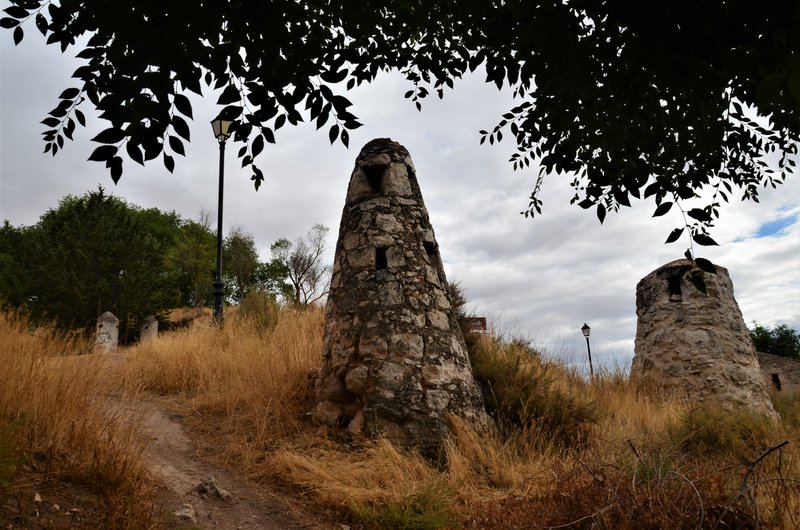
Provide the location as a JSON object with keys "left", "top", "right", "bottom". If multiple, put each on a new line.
{"left": 2, "top": 1, "right": 798, "bottom": 242}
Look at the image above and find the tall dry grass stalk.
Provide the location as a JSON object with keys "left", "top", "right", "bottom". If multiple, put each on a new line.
{"left": 0, "top": 311, "right": 154, "bottom": 529}
{"left": 120, "top": 306, "right": 325, "bottom": 470}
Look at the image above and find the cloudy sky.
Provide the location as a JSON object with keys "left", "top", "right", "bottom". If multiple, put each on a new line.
{"left": 2, "top": 31, "right": 798, "bottom": 371}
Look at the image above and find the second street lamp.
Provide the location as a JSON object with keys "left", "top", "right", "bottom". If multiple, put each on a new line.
{"left": 211, "top": 117, "right": 233, "bottom": 325}
{"left": 581, "top": 323, "right": 594, "bottom": 378}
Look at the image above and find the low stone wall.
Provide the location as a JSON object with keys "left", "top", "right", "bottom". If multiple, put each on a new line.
{"left": 757, "top": 351, "right": 800, "bottom": 393}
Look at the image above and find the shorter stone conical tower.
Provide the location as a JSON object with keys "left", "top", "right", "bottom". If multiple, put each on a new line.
{"left": 313, "top": 138, "right": 487, "bottom": 453}
{"left": 631, "top": 259, "right": 777, "bottom": 419}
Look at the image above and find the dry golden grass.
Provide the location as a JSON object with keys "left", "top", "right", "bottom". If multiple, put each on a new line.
{"left": 4, "top": 303, "right": 800, "bottom": 529}
{"left": 0, "top": 311, "right": 155, "bottom": 529}
{"left": 120, "top": 306, "right": 324, "bottom": 471}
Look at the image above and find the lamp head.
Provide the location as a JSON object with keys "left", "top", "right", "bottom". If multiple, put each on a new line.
{"left": 211, "top": 118, "right": 233, "bottom": 142}
{"left": 581, "top": 323, "right": 591, "bottom": 338}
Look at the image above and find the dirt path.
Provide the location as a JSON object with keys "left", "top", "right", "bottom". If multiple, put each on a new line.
{"left": 106, "top": 357, "right": 315, "bottom": 530}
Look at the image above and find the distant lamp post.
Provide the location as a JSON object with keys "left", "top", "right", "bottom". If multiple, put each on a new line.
{"left": 581, "top": 323, "right": 594, "bottom": 378}
{"left": 211, "top": 117, "right": 233, "bottom": 325}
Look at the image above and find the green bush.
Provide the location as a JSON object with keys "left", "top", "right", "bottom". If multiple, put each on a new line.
{"left": 354, "top": 480, "right": 457, "bottom": 530}
{"left": 769, "top": 389, "right": 800, "bottom": 428}
{"left": 237, "top": 291, "right": 281, "bottom": 331}
{"left": 665, "top": 403, "right": 776, "bottom": 460}
{"left": 468, "top": 335, "right": 599, "bottom": 449}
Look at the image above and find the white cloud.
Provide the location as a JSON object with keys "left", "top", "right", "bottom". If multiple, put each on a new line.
{"left": 2, "top": 32, "right": 798, "bottom": 372}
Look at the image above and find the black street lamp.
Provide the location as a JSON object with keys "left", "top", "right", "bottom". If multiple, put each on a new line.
{"left": 581, "top": 323, "right": 594, "bottom": 378}
{"left": 211, "top": 117, "right": 233, "bottom": 325}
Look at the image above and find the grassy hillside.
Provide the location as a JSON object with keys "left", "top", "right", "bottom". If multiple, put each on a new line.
{"left": 2, "top": 305, "right": 799, "bottom": 528}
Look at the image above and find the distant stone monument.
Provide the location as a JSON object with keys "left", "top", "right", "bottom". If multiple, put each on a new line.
{"left": 314, "top": 138, "right": 487, "bottom": 453}
{"left": 96, "top": 311, "right": 119, "bottom": 353}
{"left": 631, "top": 259, "right": 778, "bottom": 419}
{"left": 140, "top": 316, "right": 158, "bottom": 342}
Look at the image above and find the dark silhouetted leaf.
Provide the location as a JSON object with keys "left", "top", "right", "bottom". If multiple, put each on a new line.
{"left": 35, "top": 13, "right": 47, "bottom": 35}
{"left": 59, "top": 87, "right": 80, "bottom": 100}
{"left": 219, "top": 105, "right": 243, "bottom": 120}
{"left": 316, "top": 110, "right": 329, "bottom": 130}
{"left": 341, "top": 129, "right": 349, "bottom": 148}
{"left": 328, "top": 124, "right": 339, "bottom": 144}
{"left": 172, "top": 115, "right": 190, "bottom": 141}
{"left": 692, "top": 233, "right": 719, "bottom": 246}
{"left": 684, "top": 249, "right": 694, "bottom": 261}
{"left": 3, "top": 6, "right": 28, "bottom": 18}
{"left": 0, "top": 18, "right": 19, "bottom": 29}
{"left": 163, "top": 153, "right": 175, "bottom": 173}
{"left": 41, "top": 117, "right": 60, "bottom": 127}
{"left": 63, "top": 118, "right": 75, "bottom": 140}
{"left": 263, "top": 127, "right": 275, "bottom": 144}
{"left": 88, "top": 145, "right": 117, "bottom": 162}
{"left": 168, "top": 136, "right": 185, "bottom": 156}
{"left": 652, "top": 202, "right": 673, "bottom": 217}
{"left": 320, "top": 69, "right": 347, "bottom": 83}
{"left": 217, "top": 84, "right": 239, "bottom": 105}
{"left": 613, "top": 188, "right": 631, "bottom": 207}
{"left": 596, "top": 203, "right": 606, "bottom": 224}
{"left": 173, "top": 94, "right": 193, "bottom": 119}
{"left": 74, "top": 109, "right": 86, "bottom": 126}
{"left": 13, "top": 25, "right": 22, "bottom": 45}
{"left": 92, "top": 127, "right": 125, "bottom": 144}
{"left": 252, "top": 134, "right": 264, "bottom": 157}
{"left": 126, "top": 141, "right": 144, "bottom": 165}
{"left": 665, "top": 227, "right": 684, "bottom": 244}
{"left": 687, "top": 208, "right": 711, "bottom": 222}
{"left": 694, "top": 257, "right": 717, "bottom": 274}
{"left": 109, "top": 156, "right": 123, "bottom": 183}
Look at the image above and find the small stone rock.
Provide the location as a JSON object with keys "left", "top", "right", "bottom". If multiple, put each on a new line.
{"left": 195, "top": 476, "right": 232, "bottom": 500}
{"left": 175, "top": 503, "right": 197, "bottom": 524}
{"left": 33, "top": 492, "right": 42, "bottom": 503}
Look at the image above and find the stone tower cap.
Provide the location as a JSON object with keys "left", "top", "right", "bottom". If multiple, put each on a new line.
{"left": 346, "top": 138, "right": 417, "bottom": 206}
{"left": 98, "top": 311, "right": 119, "bottom": 323}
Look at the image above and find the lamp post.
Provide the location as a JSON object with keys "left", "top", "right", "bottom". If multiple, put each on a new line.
{"left": 581, "top": 323, "right": 594, "bottom": 378}
{"left": 211, "top": 117, "right": 233, "bottom": 325}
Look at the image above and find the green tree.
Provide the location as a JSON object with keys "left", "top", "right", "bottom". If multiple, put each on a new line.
{"left": 2, "top": 188, "right": 181, "bottom": 340}
{"left": 222, "top": 225, "right": 260, "bottom": 304}
{"left": 750, "top": 322, "right": 800, "bottom": 360}
{"left": 3, "top": 1, "right": 797, "bottom": 243}
{"left": 253, "top": 250, "right": 292, "bottom": 302}
{"left": 0, "top": 221, "right": 33, "bottom": 308}
{"left": 165, "top": 213, "right": 216, "bottom": 307}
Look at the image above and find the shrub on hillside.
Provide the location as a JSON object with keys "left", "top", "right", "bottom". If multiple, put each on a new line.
{"left": 237, "top": 291, "right": 281, "bottom": 331}
{"left": 665, "top": 403, "right": 777, "bottom": 461}
{"left": 468, "top": 335, "right": 599, "bottom": 449}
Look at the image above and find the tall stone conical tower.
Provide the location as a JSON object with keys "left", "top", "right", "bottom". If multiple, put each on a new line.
{"left": 313, "top": 139, "right": 487, "bottom": 453}
{"left": 631, "top": 259, "right": 778, "bottom": 420}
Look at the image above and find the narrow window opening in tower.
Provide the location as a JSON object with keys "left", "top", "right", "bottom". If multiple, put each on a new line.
{"left": 668, "top": 275, "right": 682, "bottom": 302}
{"left": 423, "top": 241, "right": 437, "bottom": 258}
{"left": 376, "top": 247, "right": 388, "bottom": 270}
{"left": 362, "top": 164, "right": 386, "bottom": 194}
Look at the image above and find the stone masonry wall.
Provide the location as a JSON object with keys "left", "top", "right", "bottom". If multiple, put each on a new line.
{"left": 757, "top": 351, "right": 800, "bottom": 393}
{"left": 313, "top": 138, "right": 487, "bottom": 454}
{"left": 631, "top": 259, "right": 777, "bottom": 419}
